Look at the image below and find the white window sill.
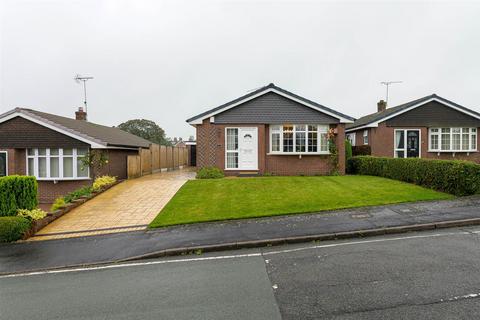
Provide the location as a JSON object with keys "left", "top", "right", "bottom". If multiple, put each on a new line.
{"left": 224, "top": 168, "right": 259, "bottom": 171}
{"left": 267, "top": 152, "right": 330, "bottom": 156}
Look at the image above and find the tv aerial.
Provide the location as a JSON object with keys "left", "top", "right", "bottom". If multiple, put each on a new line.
{"left": 74, "top": 74, "right": 94, "bottom": 114}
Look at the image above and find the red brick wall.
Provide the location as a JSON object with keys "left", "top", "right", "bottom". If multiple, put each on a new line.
{"left": 195, "top": 122, "right": 345, "bottom": 175}
{"left": 38, "top": 180, "right": 91, "bottom": 204}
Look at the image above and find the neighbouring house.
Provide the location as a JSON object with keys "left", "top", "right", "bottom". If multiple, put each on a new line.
{"left": 0, "top": 107, "right": 151, "bottom": 203}
{"left": 346, "top": 94, "right": 480, "bottom": 161}
{"left": 186, "top": 83, "right": 355, "bottom": 175}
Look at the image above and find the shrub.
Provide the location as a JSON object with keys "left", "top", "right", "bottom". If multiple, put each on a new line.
{"left": 0, "top": 216, "right": 31, "bottom": 242}
{"left": 50, "top": 197, "right": 67, "bottom": 212}
{"left": 345, "top": 139, "right": 353, "bottom": 165}
{"left": 196, "top": 167, "right": 224, "bottom": 179}
{"left": 0, "top": 176, "right": 38, "bottom": 217}
{"left": 92, "top": 175, "right": 117, "bottom": 192}
{"left": 352, "top": 145, "right": 371, "bottom": 156}
{"left": 64, "top": 185, "right": 93, "bottom": 203}
{"left": 348, "top": 156, "right": 480, "bottom": 196}
{"left": 17, "top": 208, "right": 47, "bottom": 221}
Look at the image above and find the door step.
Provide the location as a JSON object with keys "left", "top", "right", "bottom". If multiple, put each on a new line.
{"left": 237, "top": 171, "right": 260, "bottom": 177}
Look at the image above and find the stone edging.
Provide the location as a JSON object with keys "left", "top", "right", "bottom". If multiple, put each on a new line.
{"left": 23, "top": 181, "right": 122, "bottom": 239}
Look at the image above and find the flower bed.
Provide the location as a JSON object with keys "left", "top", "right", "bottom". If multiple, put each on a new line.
{"left": 22, "top": 177, "right": 120, "bottom": 239}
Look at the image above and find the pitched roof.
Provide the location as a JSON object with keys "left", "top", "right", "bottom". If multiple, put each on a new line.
{"left": 186, "top": 83, "right": 355, "bottom": 124}
{"left": 0, "top": 108, "right": 151, "bottom": 148}
{"left": 346, "top": 94, "right": 480, "bottom": 131}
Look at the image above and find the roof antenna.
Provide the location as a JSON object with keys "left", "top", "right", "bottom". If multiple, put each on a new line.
{"left": 380, "top": 81, "right": 402, "bottom": 105}
{"left": 74, "top": 74, "right": 94, "bottom": 115}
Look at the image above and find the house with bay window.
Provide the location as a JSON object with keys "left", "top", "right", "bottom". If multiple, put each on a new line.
{"left": 345, "top": 94, "right": 480, "bottom": 161}
{"left": 187, "top": 83, "right": 355, "bottom": 175}
{"left": 0, "top": 107, "right": 151, "bottom": 203}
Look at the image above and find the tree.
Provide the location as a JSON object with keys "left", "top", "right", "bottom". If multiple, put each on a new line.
{"left": 117, "top": 119, "right": 170, "bottom": 145}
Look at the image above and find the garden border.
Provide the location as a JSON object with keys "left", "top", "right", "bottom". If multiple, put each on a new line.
{"left": 22, "top": 180, "right": 122, "bottom": 239}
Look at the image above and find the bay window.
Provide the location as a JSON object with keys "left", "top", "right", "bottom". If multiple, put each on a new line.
{"left": 27, "top": 148, "right": 90, "bottom": 180}
{"left": 429, "top": 128, "right": 477, "bottom": 152}
{"left": 270, "top": 124, "right": 329, "bottom": 154}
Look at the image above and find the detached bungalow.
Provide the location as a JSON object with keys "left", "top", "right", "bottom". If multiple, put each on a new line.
{"left": 346, "top": 94, "right": 480, "bottom": 161}
{"left": 0, "top": 107, "right": 151, "bottom": 203}
{"left": 187, "top": 83, "right": 355, "bottom": 175}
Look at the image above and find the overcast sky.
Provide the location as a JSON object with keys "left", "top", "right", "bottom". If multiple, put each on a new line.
{"left": 1, "top": 0, "right": 480, "bottom": 139}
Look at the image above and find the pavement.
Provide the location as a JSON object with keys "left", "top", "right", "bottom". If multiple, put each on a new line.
{"left": 3, "top": 226, "right": 480, "bottom": 319}
{"left": 30, "top": 169, "right": 195, "bottom": 240}
{"left": 1, "top": 196, "right": 480, "bottom": 275}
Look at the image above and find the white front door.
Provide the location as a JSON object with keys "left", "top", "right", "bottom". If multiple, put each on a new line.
{"left": 238, "top": 127, "right": 258, "bottom": 170}
{"left": 225, "top": 127, "right": 258, "bottom": 170}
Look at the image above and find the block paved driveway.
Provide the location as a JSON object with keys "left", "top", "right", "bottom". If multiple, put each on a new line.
{"left": 30, "top": 169, "right": 195, "bottom": 241}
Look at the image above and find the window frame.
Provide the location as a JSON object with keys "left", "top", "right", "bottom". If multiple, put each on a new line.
{"left": 225, "top": 128, "right": 239, "bottom": 170}
{"left": 428, "top": 127, "right": 478, "bottom": 153}
{"left": 268, "top": 124, "right": 330, "bottom": 155}
{"left": 0, "top": 151, "right": 7, "bottom": 177}
{"left": 394, "top": 129, "right": 421, "bottom": 158}
{"left": 346, "top": 133, "right": 356, "bottom": 146}
{"left": 26, "top": 148, "right": 90, "bottom": 181}
{"left": 363, "top": 130, "right": 369, "bottom": 145}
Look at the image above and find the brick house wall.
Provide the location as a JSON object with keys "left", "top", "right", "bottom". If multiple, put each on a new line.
{"left": 195, "top": 120, "right": 346, "bottom": 175}
{"left": 348, "top": 122, "right": 480, "bottom": 163}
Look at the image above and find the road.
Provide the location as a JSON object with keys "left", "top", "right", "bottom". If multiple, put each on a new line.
{"left": 2, "top": 226, "right": 480, "bottom": 319}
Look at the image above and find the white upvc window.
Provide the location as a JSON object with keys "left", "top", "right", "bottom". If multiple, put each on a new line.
{"left": 269, "top": 124, "right": 329, "bottom": 154}
{"left": 0, "top": 151, "right": 7, "bottom": 177}
{"left": 225, "top": 128, "right": 239, "bottom": 169}
{"left": 429, "top": 127, "right": 477, "bottom": 152}
{"left": 363, "top": 130, "right": 369, "bottom": 145}
{"left": 26, "top": 148, "right": 90, "bottom": 180}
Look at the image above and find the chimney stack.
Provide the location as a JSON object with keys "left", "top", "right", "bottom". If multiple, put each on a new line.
{"left": 75, "top": 107, "right": 87, "bottom": 121}
{"left": 377, "top": 100, "right": 387, "bottom": 113}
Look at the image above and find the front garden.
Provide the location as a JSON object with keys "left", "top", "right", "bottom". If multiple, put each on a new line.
{"left": 0, "top": 175, "right": 117, "bottom": 242}
{"left": 149, "top": 175, "right": 452, "bottom": 228}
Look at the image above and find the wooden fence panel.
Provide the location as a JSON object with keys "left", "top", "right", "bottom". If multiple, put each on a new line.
{"left": 151, "top": 144, "right": 160, "bottom": 172}
{"left": 127, "top": 155, "right": 142, "bottom": 179}
{"left": 160, "top": 145, "right": 167, "bottom": 170}
{"left": 141, "top": 148, "right": 152, "bottom": 175}
{"left": 173, "top": 147, "right": 179, "bottom": 168}
{"left": 166, "top": 147, "right": 173, "bottom": 169}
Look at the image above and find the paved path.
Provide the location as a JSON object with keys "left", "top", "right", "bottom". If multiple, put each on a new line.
{"left": 2, "top": 196, "right": 480, "bottom": 275}
{"left": 30, "top": 169, "right": 195, "bottom": 240}
{"left": 3, "top": 227, "right": 480, "bottom": 319}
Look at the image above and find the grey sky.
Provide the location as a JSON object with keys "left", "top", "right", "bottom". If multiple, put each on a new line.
{"left": 1, "top": 0, "right": 480, "bottom": 139}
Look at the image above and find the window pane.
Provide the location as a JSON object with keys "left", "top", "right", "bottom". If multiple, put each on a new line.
{"left": 77, "top": 158, "right": 89, "bottom": 177}
{"left": 38, "top": 158, "right": 47, "bottom": 178}
{"left": 50, "top": 148, "right": 59, "bottom": 156}
{"left": 430, "top": 134, "right": 438, "bottom": 150}
{"left": 320, "top": 133, "right": 328, "bottom": 152}
{"left": 308, "top": 131, "right": 318, "bottom": 152}
{"left": 50, "top": 157, "right": 59, "bottom": 178}
{"left": 226, "top": 129, "right": 238, "bottom": 151}
{"left": 27, "top": 148, "right": 35, "bottom": 156}
{"left": 441, "top": 132, "right": 450, "bottom": 151}
{"left": 77, "top": 148, "right": 88, "bottom": 156}
{"left": 0, "top": 153, "right": 6, "bottom": 177}
{"left": 472, "top": 134, "right": 477, "bottom": 150}
{"left": 226, "top": 152, "right": 238, "bottom": 169}
{"left": 395, "top": 131, "right": 404, "bottom": 149}
{"left": 452, "top": 132, "right": 461, "bottom": 150}
{"left": 283, "top": 126, "right": 293, "bottom": 152}
{"left": 295, "top": 132, "right": 306, "bottom": 152}
{"left": 462, "top": 132, "right": 470, "bottom": 150}
{"left": 28, "top": 158, "right": 35, "bottom": 176}
{"left": 63, "top": 148, "right": 73, "bottom": 156}
{"left": 395, "top": 151, "right": 405, "bottom": 158}
{"left": 271, "top": 133, "right": 280, "bottom": 152}
{"left": 295, "top": 125, "right": 306, "bottom": 132}
{"left": 38, "top": 148, "right": 46, "bottom": 156}
{"left": 63, "top": 157, "right": 73, "bottom": 177}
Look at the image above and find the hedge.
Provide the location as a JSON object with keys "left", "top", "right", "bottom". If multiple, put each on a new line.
{"left": 0, "top": 216, "right": 31, "bottom": 242}
{"left": 196, "top": 167, "right": 225, "bottom": 179}
{"left": 0, "top": 176, "right": 38, "bottom": 216}
{"left": 347, "top": 156, "right": 480, "bottom": 196}
{"left": 352, "top": 145, "right": 371, "bottom": 156}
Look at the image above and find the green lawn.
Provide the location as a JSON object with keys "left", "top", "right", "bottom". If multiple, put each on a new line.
{"left": 149, "top": 175, "right": 453, "bottom": 228}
